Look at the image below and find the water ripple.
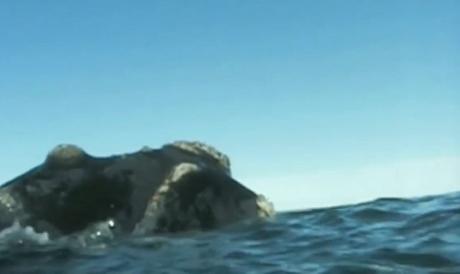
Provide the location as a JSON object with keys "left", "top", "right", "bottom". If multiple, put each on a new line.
{"left": 1, "top": 191, "right": 459, "bottom": 273}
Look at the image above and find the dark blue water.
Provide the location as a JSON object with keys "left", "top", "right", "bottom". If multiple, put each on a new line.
{"left": 1, "top": 192, "right": 459, "bottom": 274}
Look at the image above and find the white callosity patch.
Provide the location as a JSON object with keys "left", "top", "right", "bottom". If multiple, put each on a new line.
{"left": 167, "top": 162, "right": 201, "bottom": 183}
{"left": 256, "top": 195, "right": 275, "bottom": 218}
{"left": 237, "top": 194, "right": 275, "bottom": 220}
{"left": 0, "top": 192, "right": 19, "bottom": 212}
{"left": 134, "top": 163, "right": 201, "bottom": 235}
{"left": 46, "top": 144, "right": 87, "bottom": 167}
{"left": 139, "top": 145, "right": 153, "bottom": 152}
{"left": 169, "top": 141, "right": 231, "bottom": 174}
{"left": 134, "top": 162, "right": 275, "bottom": 235}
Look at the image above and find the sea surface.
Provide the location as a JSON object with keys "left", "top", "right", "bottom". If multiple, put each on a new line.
{"left": 0, "top": 192, "right": 459, "bottom": 274}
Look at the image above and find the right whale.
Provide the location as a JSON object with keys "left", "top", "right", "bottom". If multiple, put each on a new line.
{"left": 0, "top": 141, "right": 274, "bottom": 239}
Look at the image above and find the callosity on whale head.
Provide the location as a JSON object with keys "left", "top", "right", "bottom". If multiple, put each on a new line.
{"left": 0, "top": 141, "right": 274, "bottom": 238}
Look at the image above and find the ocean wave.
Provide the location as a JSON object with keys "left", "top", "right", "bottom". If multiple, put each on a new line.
{"left": 1, "top": 191, "right": 459, "bottom": 274}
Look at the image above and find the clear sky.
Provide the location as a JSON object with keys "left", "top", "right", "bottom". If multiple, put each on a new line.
{"left": 1, "top": 1, "right": 459, "bottom": 210}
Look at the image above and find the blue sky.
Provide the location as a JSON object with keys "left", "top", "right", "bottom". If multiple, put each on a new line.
{"left": 0, "top": 1, "right": 459, "bottom": 210}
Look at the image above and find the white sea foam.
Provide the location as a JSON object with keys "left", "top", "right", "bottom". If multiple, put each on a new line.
{"left": 0, "top": 221, "right": 50, "bottom": 245}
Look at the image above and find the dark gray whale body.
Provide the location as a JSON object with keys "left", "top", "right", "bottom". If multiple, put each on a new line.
{"left": 0, "top": 141, "right": 273, "bottom": 239}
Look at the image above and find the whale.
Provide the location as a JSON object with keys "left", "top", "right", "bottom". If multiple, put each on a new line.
{"left": 0, "top": 141, "right": 274, "bottom": 240}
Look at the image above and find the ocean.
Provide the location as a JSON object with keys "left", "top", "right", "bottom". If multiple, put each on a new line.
{"left": 0, "top": 191, "right": 459, "bottom": 274}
